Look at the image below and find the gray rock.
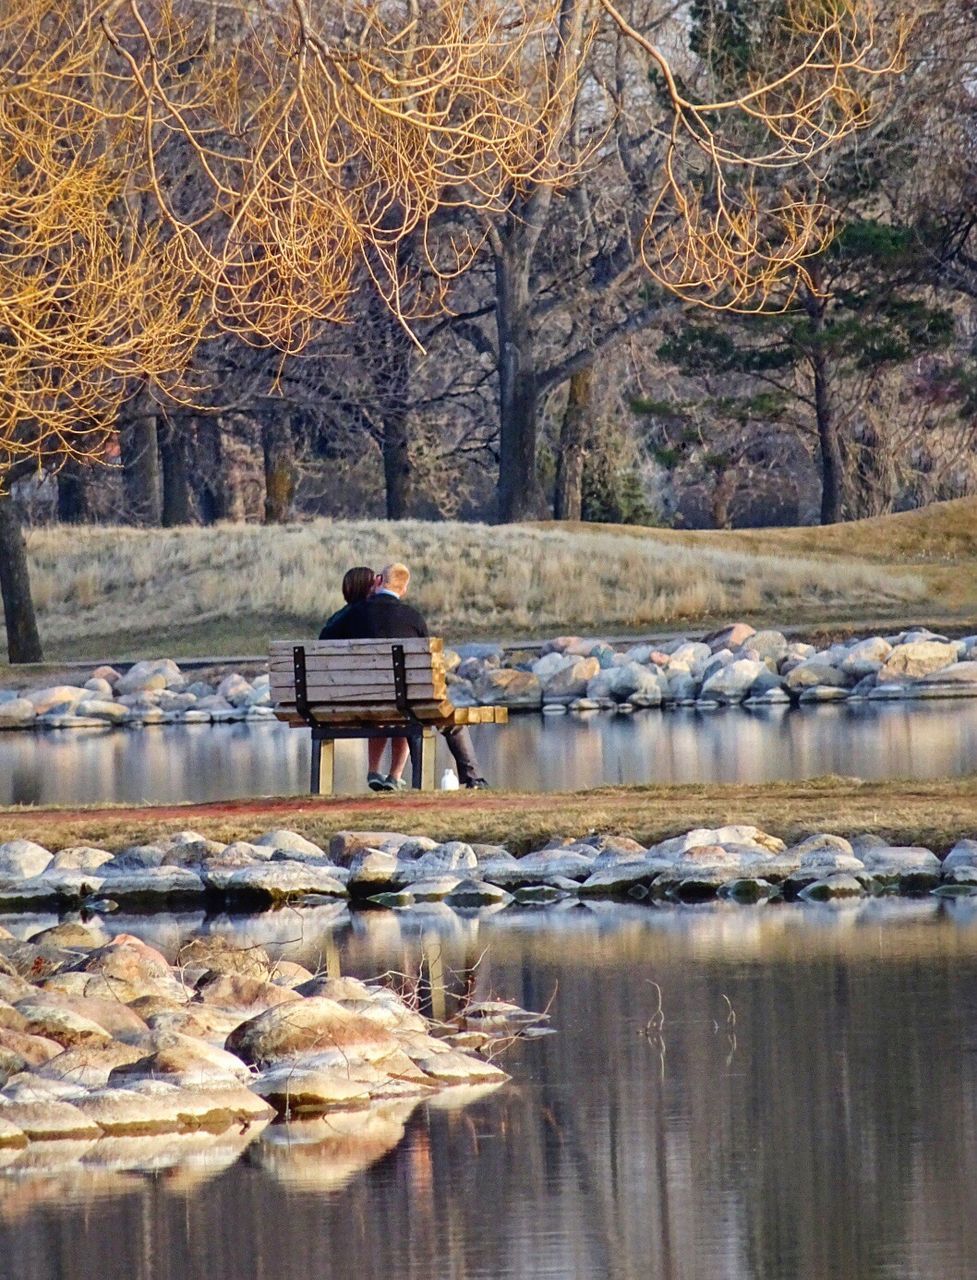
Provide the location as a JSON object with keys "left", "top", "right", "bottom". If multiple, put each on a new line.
{"left": 542, "top": 658, "right": 601, "bottom": 701}
{"left": 83, "top": 677, "right": 115, "bottom": 699}
{"left": 718, "top": 878, "right": 779, "bottom": 903}
{"left": 75, "top": 699, "right": 127, "bottom": 723}
{"left": 943, "top": 839, "right": 977, "bottom": 871}
{"left": 474, "top": 669, "right": 542, "bottom": 708}
{"left": 747, "top": 631, "right": 789, "bottom": 663}
{"left": 116, "top": 659, "right": 185, "bottom": 695}
{"left": 105, "top": 844, "right": 169, "bottom": 872}
{"left": 797, "top": 686, "right": 849, "bottom": 703}
{"left": 253, "top": 830, "right": 327, "bottom": 859}
{"left": 445, "top": 879, "right": 512, "bottom": 908}
{"left": 219, "top": 863, "right": 348, "bottom": 903}
{"left": 0, "top": 698, "right": 36, "bottom": 728}
{"left": 578, "top": 861, "right": 668, "bottom": 896}
{"left": 785, "top": 661, "right": 850, "bottom": 691}
{"left": 840, "top": 636, "right": 892, "bottom": 678}
{"left": 50, "top": 846, "right": 114, "bottom": 872}
{"left": 23, "top": 686, "right": 89, "bottom": 715}
{"left": 410, "top": 842, "right": 477, "bottom": 873}
{"left": 701, "top": 659, "right": 767, "bottom": 703}
{"left": 878, "top": 641, "right": 959, "bottom": 683}
{"left": 799, "top": 873, "right": 866, "bottom": 901}
{"left": 0, "top": 840, "right": 53, "bottom": 879}
{"left": 97, "top": 867, "right": 206, "bottom": 903}
{"left": 787, "top": 834, "right": 854, "bottom": 860}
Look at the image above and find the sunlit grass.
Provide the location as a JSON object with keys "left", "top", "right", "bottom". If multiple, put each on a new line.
{"left": 10, "top": 516, "right": 930, "bottom": 658}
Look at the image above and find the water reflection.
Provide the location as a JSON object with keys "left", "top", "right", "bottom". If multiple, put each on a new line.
{"left": 1, "top": 902, "right": 977, "bottom": 1279}
{"left": 3, "top": 699, "right": 977, "bottom": 805}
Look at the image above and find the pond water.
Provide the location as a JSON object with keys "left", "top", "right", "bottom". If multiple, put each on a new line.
{"left": 1, "top": 899, "right": 977, "bottom": 1280}
{"left": 2, "top": 698, "right": 977, "bottom": 806}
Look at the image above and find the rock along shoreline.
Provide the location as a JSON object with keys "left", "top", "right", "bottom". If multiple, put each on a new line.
{"left": 0, "top": 824, "right": 975, "bottom": 915}
{"left": 3, "top": 622, "right": 977, "bottom": 731}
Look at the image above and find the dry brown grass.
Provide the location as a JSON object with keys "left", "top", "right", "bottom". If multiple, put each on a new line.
{"left": 7, "top": 510, "right": 945, "bottom": 660}
{"left": 2, "top": 775, "right": 975, "bottom": 855}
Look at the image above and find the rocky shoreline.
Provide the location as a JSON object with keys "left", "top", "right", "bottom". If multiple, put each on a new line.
{"left": 0, "top": 908, "right": 534, "bottom": 1176}
{"left": 0, "top": 823, "right": 974, "bottom": 915}
{"left": 3, "top": 623, "right": 977, "bottom": 731}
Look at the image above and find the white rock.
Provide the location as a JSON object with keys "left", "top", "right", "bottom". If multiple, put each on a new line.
{"left": 700, "top": 659, "right": 766, "bottom": 703}
{"left": 0, "top": 839, "right": 53, "bottom": 879}
{"left": 0, "top": 698, "right": 36, "bottom": 728}
{"left": 23, "top": 686, "right": 89, "bottom": 715}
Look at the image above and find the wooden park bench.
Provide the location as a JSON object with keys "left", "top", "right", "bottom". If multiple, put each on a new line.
{"left": 269, "top": 637, "right": 508, "bottom": 794}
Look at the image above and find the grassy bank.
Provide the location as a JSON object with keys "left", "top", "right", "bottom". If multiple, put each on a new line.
{"left": 7, "top": 507, "right": 953, "bottom": 661}
{"left": 2, "top": 775, "right": 976, "bottom": 854}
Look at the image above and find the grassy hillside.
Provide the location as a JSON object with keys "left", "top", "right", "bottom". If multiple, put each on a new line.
{"left": 7, "top": 500, "right": 977, "bottom": 661}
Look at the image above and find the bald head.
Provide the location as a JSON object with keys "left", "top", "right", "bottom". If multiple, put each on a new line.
{"left": 381, "top": 562, "right": 411, "bottom": 596}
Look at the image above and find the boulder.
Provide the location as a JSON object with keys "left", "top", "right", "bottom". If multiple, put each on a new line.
{"left": 701, "top": 659, "right": 767, "bottom": 703}
{"left": 747, "top": 631, "right": 788, "bottom": 663}
{"left": 23, "top": 686, "right": 89, "bottom": 715}
{"left": 0, "top": 1027, "right": 64, "bottom": 1067}
{"left": 328, "top": 832, "right": 411, "bottom": 866}
{"left": 919, "top": 661, "right": 977, "bottom": 686}
{"left": 176, "top": 936, "right": 272, "bottom": 980}
{"left": 0, "top": 1099, "right": 101, "bottom": 1142}
{"left": 97, "top": 867, "right": 206, "bottom": 904}
{"left": 0, "top": 699, "right": 36, "bottom": 728}
{"left": 104, "top": 844, "right": 169, "bottom": 872}
{"left": 474, "top": 669, "right": 543, "bottom": 708}
{"left": 193, "top": 973, "right": 302, "bottom": 1015}
{"left": 541, "top": 658, "right": 601, "bottom": 701}
{"left": 409, "top": 843, "right": 477, "bottom": 873}
{"left": 76, "top": 700, "right": 127, "bottom": 723}
{"left": 65, "top": 935, "right": 182, "bottom": 1003}
{"left": 878, "top": 641, "right": 959, "bottom": 683}
{"left": 252, "top": 829, "right": 327, "bottom": 859}
{"left": 786, "top": 834, "right": 854, "bottom": 860}
{"left": 116, "top": 659, "right": 184, "bottom": 695}
{"left": 37, "top": 1041, "right": 146, "bottom": 1088}
{"left": 799, "top": 873, "right": 866, "bottom": 901}
{"left": 218, "top": 863, "right": 348, "bottom": 904}
{"left": 444, "top": 880, "right": 512, "bottom": 908}
{"left": 109, "top": 1031, "right": 252, "bottom": 1085}
{"left": 224, "top": 998, "right": 403, "bottom": 1069}
{"left": 785, "top": 661, "right": 850, "bottom": 691}
{"left": 840, "top": 636, "right": 892, "bottom": 678}
{"left": 49, "top": 847, "right": 114, "bottom": 872}
{"left": 14, "top": 1001, "right": 113, "bottom": 1049}
{"left": 0, "top": 840, "right": 52, "bottom": 879}
{"left": 704, "top": 623, "right": 755, "bottom": 651}
{"left": 669, "top": 642, "right": 712, "bottom": 675}
{"left": 251, "top": 1065, "right": 373, "bottom": 1115}
{"left": 943, "top": 839, "right": 977, "bottom": 872}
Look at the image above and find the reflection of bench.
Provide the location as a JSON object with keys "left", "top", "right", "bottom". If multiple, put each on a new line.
{"left": 270, "top": 637, "right": 508, "bottom": 794}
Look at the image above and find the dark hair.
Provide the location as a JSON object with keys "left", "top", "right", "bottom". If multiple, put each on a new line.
{"left": 342, "top": 566, "right": 375, "bottom": 605}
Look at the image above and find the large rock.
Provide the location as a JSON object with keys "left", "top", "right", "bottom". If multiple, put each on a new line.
{"left": 799, "top": 873, "right": 866, "bottom": 901}
{"left": 225, "top": 998, "right": 403, "bottom": 1069}
{"left": 37, "top": 1041, "right": 146, "bottom": 1088}
{"left": 251, "top": 1064, "right": 373, "bottom": 1115}
{"left": 252, "top": 830, "right": 327, "bottom": 859}
{"left": 747, "top": 631, "right": 788, "bottom": 663}
{"left": 918, "top": 661, "right": 977, "bottom": 686}
{"left": 700, "top": 659, "right": 767, "bottom": 704}
{"left": 474, "top": 669, "right": 543, "bottom": 708}
{"left": 116, "top": 659, "right": 184, "bottom": 695}
{"left": 840, "top": 637, "right": 892, "bottom": 678}
{"left": 76, "top": 700, "right": 127, "bottom": 724}
{"left": 785, "top": 661, "right": 850, "bottom": 691}
{"left": 176, "top": 936, "right": 272, "bottom": 980}
{"left": 193, "top": 973, "right": 302, "bottom": 1015}
{"left": 0, "top": 699, "right": 36, "bottom": 728}
{"left": 0, "top": 1098, "right": 100, "bottom": 1142}
{"left": 65, "top": 935, "right": 183, "bottom": 1003}
{"left": 14, "top": 1001, "right": 113, "bottom": 1049}
{"left": 541, "top": 658, "right": 600, "bottom": 701}
{"left": 878, "top": 641, "right": 959, "bottom": 683}
{"left": 98, "top": 867, "right": 206, "bottom": 904}
{"left": 704, "top": 623, "right": 755, "bottom": 651}
{"left": 23, "top": 686, "right": 89, "bottom": 715}
{"left": 0, "top": 840, "right": 52, "bottom": 879}
{"left": 217, "top": 863, "right": 348, "bottom": 904}
{"left": 49, "top": 846, "right": 114, "bottom": 872}
{"left": 109, "top": 1031, "right": 252, "bottom": 1086}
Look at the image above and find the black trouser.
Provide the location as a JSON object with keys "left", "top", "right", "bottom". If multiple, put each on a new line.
{"left": 442, "top": 725, "right": 481, "bottom": 785}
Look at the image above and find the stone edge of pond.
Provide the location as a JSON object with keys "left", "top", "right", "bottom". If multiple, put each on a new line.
{"left": 4, "top": 623, "right": 977, "bottom": 732}
{"left": 1, "top": 824, "right": 976, "bottom": 917}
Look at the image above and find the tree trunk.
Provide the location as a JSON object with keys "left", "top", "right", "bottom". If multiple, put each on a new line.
{"left": 159, "top": 422, "right": 193, "bottom": 526}
{"left": 119, "top": 400, "right": 161, "bottom": 525}
{"left": 56, "top": 461, "right": 90, "bottom": 524}
{"left": 262, "top": 418, "right": 295, "bottom": 523}
{"left": 196, "top": 417, "right": 229, "bottom": 524}
{"left": 382, "top": 406, "right": 412, "bottom": 519}
{"left": 812, "top": 346, "right": 842, "bottom": 524}
{"left": 0, "top": 489, "right": 43, "bottom": 663}
{"left": 495, "top": 245, "right": 544, "bottom": 522}
{"left": 554, "top": 366, "right": 593, "bottom": 520}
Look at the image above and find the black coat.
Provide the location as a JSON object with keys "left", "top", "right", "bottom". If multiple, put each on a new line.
{"left": 318, "top": 593, "right": 428, "bottom": 641}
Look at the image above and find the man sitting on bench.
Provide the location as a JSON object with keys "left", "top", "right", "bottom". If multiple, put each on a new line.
{"left": 320, "top": 562, "right": 488, "bottom": 792}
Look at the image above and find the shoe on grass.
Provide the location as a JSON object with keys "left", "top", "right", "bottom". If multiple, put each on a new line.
{"left": 368, "top": 772, "right": 393, "bottom": 792}
{"left": 466, "top": 778, "right": 490, "bottom": 790}
{"left": 386, "top": 775, "right": 409, "bottom": 792}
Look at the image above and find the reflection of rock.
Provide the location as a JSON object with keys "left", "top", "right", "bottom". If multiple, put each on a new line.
{"left": 250, "top": 1102, "right": 421, "bottom": 1193}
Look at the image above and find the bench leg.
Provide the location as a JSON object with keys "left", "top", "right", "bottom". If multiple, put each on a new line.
{"left": 408, "top": 731, "right": 423, "bottom": 790}
{"left": 422, "top": 727, "right": 436, "bottom": 792}
{"left": 310, "top": 737, "right": 335, "bottom": 796}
